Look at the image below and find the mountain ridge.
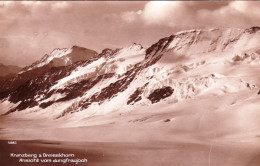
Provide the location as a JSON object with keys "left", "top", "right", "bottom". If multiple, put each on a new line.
{"left": 0, "top": 27, "right": 259, "bottom": 120}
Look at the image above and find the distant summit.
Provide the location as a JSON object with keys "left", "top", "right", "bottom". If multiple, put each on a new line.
{"left": 20, "top": 45, "right": 97, "bottom": 73}
{"left": 0, "top": 63, "right": 21, "bottom": 77}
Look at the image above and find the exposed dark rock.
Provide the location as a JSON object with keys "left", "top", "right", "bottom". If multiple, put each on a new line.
{"left": 148, "top": 86, "right": 174, "bottom": 104}
{"left": 87, "top": 66, "right": 142, "bottom": 105}
{"left": 0, "top": 63, "right": 54, "bottom": 95}
{"left": 232, "top": 55, "right": 242, "bottom": 62}
{"left": 2, "top": 54, "right": 105, "bottom": 114}
{"left": 127, "top": 83, "right": 148, "bottom": 105}
{"left": 164, "top": 119, "right": 171, "bottom": 122}
{"left": 145, "top": 35, "right": 174, "bottom": 59}
{"left": 99, "top": 48, "right": 119, "bottom": 58}
{"left": 66, "top": 45, "right": 97, "bottom": 63}
{"left": 133, "top": 43, "right": 144, "bottom": 49}
{"left": 246, "top": 26, "right": 260, "bottom": 34}
{"left": 57, "top": 64, "right": 144, "bottom": 118}
{"left": 39, "top": 101, "right": 55, "bottom": 109}
{"left": 6, "top": 100, "right": 38, "bottom": 115}
{"left": 145, "top": 53, "right": 165, "bottom": 67}
{"left": 55, "top": 73, "right": 114, "bottom": 103}
{"left": 143, "top": 35, "right": 175, "bottom": 67}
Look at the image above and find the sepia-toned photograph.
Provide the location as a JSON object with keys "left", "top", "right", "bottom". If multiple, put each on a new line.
{"left": 0, "top": 1, "right": 260, "bottom": 165}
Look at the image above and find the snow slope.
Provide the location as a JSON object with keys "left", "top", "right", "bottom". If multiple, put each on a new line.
{"left": 0, "top": 27, "right": 260, "bottom": 122}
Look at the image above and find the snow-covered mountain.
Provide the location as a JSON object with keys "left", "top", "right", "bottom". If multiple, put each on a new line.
{"left": 0, "top": 27, "right": 260, "bottom": 121}
{"left": 20, "top": 45, "right": 97, "bottom": 73}
{"left": 0, "top": 45, "right": 97, "bottom": 94}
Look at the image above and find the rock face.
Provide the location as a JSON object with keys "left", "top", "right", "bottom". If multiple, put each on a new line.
{"left": 0, "top": 27, "right": 260, "bottom": 119}
{"left": 0, "top": 46, "right": 97, "bottom": 94}
{"left": 148, "top": 87, "right": 174, "bottom": 104}
{"left": 127, "top": 83, "right": 148, "bottom": 105}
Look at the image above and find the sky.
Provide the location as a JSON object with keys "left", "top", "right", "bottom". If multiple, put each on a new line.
{"left": 1, "top": 1, "right": 260, "bottom": 67}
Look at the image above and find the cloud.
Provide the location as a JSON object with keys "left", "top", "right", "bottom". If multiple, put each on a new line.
{"left": 141, "top": 1, "right": 187, "bottom": 25}
{"left": 0, "top": 1, "right": 148, "bottom": 66}
{"left": 138, "top": 1, "right": 260, "bottom": 29}
{"left": 51, "top": 2, "right": 69, "bottom": 10}
{"left": 1, "top": 1, "right": 260, "bottom": 67}
{"left": 21, "top": 1, "right": 43, "bottom": 6}
{"left": 229, "top": 1, "right": 260, "bottom": 17}
{"left": 121, "top": 10, "right": 142, "bottom": 23}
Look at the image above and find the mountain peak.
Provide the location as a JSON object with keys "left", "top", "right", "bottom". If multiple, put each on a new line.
{"left": 133, "top": 42, "right": 143, "bottom": 47}
{"left": 146, "top": 27, "right": 260, "bottom": 60}
{"left": 116, "top": 43, "right": 145, "bottom": 58}
{"left": 173, "top": 27, "right": 260, "bottom": 37}
{"left": 72, "top": 45, "right": 81, "bottom": 49}
{"left": 71, "top": 45, "right": 88, "bottom": 50}
{"left": 99, "top": 48, "right": 119, "bottom": 58}
{"left": 70, "top": 45, "right": 97, "bottom": 55}
{"left": 50, "top": 47, "right": 69, "bottom": 56}
{"left": 20, "top": 45, "right": 97, "bottom": 73}
{"left": 173, "top": 27, "right": 247, "bottom": 36}
{"left": 119, "top": 43, "right": 145, "bottom": 53}
{"left": 127, "top": 43, "right": 144, "bottom": 49}
{"left": 66, "top": 45, "right": 97, "bottom": 63}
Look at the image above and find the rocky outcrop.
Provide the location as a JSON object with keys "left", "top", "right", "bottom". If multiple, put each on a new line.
{"left": 127, "top": 83, "right": 148, "bottom": 105}
{"left": 2, "top": 55, "right": 103, "bottom": 114}
{"left": 147, "top": 86, "right": 174, "bottom": 104}
{"left": 145, "top": 35, "right": 174, "bottom": 59}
